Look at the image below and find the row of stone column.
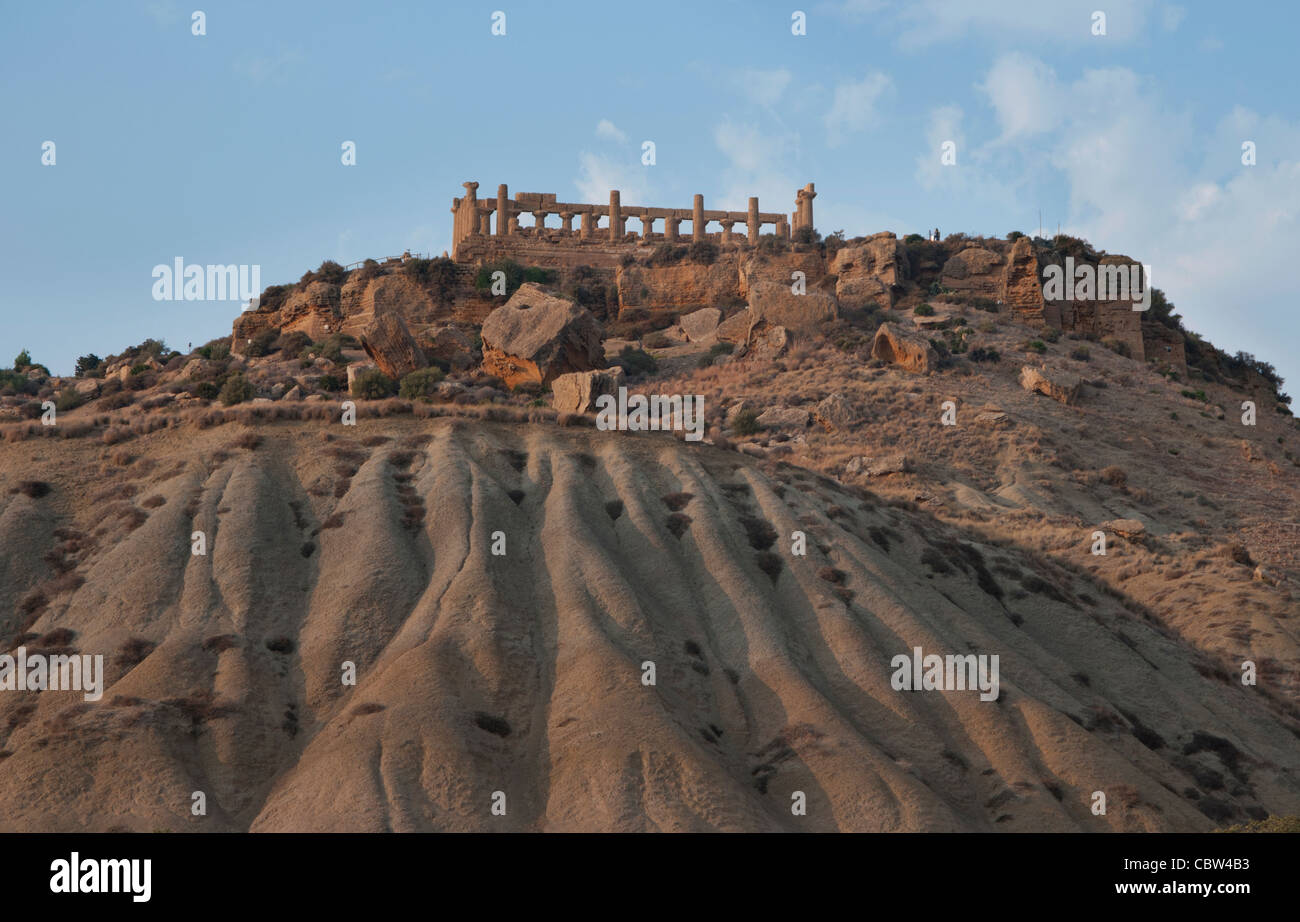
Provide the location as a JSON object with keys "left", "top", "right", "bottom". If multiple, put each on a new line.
{"left": 473, "top": 184, "right": 788, "bottom": 244}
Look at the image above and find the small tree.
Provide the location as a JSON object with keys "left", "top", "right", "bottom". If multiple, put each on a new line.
{"left": 351, "top": 368, "right": 396, "bottom": 400}
{"left": 75, "top": 353, "right": 103, "bottom": 377}
{"left": 398, "top": 367, "right": 444, "bottom": 399}
{"left": 219, "top": 373, "right": 254, "bottom": 406}
{"left": 14, "top": 349, "right": 31, "bottom": 369}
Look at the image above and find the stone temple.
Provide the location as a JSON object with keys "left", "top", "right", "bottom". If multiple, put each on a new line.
{"left": 450, "top": 181, "right": 819, "bottom": 266}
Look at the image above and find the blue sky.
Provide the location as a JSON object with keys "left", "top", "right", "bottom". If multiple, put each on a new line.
{"left": 2, "top": 0, "right": 1297, "bottom": 393}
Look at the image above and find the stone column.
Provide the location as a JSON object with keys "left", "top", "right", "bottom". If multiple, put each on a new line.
{"left": 641, "top": 212, "right": 654, "bottom": 240}
{"left": 693, "top": 194, "right": 704, "bottom": 242}
{"left": 747, "top": 197, "right": 760, "bottom": 245}
{"left": 609, "top": 190, "right": 622, "bottom": 243}
{"left": 560, "top": 211, "right": 574, "bottom": 235}
{"left": 776, "top": 216, "right": 788, "bottom": 240}
{"left": 721, "top": 222, "right": 734, "bottom": 245}
{"left": 479, "top": 210, "right": 491, "bottom": 235}
{"left": 580, "top": 211, "right": 592, "bottom": 239}
{"left": 534, "top": 211, "right": 547, "bottom": 236}
{"left": 664, "top": 217, "right": 678, "bottom": 242}
{"left": 508, "top": 216, "right": 519, "bottom": 234}
{"left": 497, "top": 183, "right": 509, "bottom": 236}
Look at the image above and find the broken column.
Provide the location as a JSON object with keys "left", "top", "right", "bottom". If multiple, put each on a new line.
{"left": 609, "top": 190, "right": 621, "bottom": 243}
{"left": 693, "top": 194, "right": 704, "bottom": 242}
{"left": 497, "top": 183, "right": 509, "bottom": 236}
{"left": 748, "top": 197, "right": 759, "bottom": 245}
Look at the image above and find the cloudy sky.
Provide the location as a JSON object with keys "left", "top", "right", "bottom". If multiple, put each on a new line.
{"left": 2, "top": 0, "right": 1296, "bottom": 395}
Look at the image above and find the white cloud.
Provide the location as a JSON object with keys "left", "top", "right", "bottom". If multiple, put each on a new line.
{"left": 734, "top": 68, "right": 792, "bottom": 107}
{"left": 712, "top": 118, "right": 802, "bottom": 213}
{"left": 979, "top": 52, "right": 1062, "bottom": 143}
{"left": 595, "top": 119, "right": 626, "bottom": 143}
{"left": 890, "top": 0, "right": 1160, "bottom": 47}
{"left": 824, "top": 72, "right": 893, "bottom": 147}
{"left": 574, "top": 151, "right": 649, "bottom": 205}
{"left": 1161, "top": 4, "right": 1186, "bottom": 30}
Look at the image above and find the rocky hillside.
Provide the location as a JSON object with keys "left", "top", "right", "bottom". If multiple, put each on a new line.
{"left": 1, "top": 228, "right": 1296, "bottom": 833}
{"left": 2, "top": 416, "right": 1298, "bottom": 831}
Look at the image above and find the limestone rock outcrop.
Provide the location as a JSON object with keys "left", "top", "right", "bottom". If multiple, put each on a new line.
{"left": 481, "top": 283, "right": 605, "bottom": 388}
{"left": 831, "top": 232, "right": 907, "bottom": 309}
{"left": 746, "top": 280, "right": 837, "bottom": 332}
{"left": 871, "top": 322, "right": 938, "bottom": 374}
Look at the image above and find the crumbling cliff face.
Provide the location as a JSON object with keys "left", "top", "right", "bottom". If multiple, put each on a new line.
{"left": 231, "top": 230, "right": 1180, "bottom": 376}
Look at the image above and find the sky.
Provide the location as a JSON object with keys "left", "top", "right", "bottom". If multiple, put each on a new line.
{"left": 1, "top": 0, "right": 1297, "bottom": 393}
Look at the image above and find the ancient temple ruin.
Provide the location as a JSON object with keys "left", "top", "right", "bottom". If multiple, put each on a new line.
{"left": 450, "top": 181, "right": 817, "bottom": 267}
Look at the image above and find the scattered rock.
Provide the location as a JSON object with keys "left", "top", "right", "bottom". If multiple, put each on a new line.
{"left": 346, "top": 361, "right": 377, "bottom": 391}
{"left": 813, "top": 393, "right": 857, "bottom": 430}
{"left": 744, "top": 320, "right": 790, "bottom": 362}
{"left": 421, "top": 326, "right": 475, "bottom": 371}
{"left": 1019, "top": 364, "right": 1082, "bottom": 406}
{"left": 360, "top": 312, "right": 428, "bottom": 382}
{"left": 868, "top": 454, "right": 910, "bottom": 476}
{"left": 715, "top": 309, "right": 754, "bottom": 344}
{"left": 1101, "top": 518, "right": 1146, "bottom": 539}
{"left": 551, "top": 366, "right": 626, "bottom": 414}
{"left": 975, "top": 410, "right": 1009, "bottom": 425}
{"left": 737, "top": 442, "right": 767, "bottom": 458}
{"left": 679, "top": 308, "right": 722, "bottom": 343}
{"left": 480, "top": 283, "right": 605, "bottom": 388}
{"left": 283, "top": 385, "right": 303, "bottom": 402}
{"left": 871, "top": 322, "right": 937, "bottom": 374}
{"left": 73, "top": 379, "right": 101, "bottom": 398}
{"left": 756, "top": 407, "right": 810, "bottom": 429}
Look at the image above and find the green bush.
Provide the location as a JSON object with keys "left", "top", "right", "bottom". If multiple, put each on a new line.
{"left": 398, "top": 367, "right": 444, "bottom": 399}
{"left": 1181, "top": 389, "right": 1208, "bottom": 402}
{"left": 1007, "top": 231, "right": 1024, "bottom": 241}
{"left": 618, "top": 346, "right": 658, "bottom": 376}
{"left": 75, "top": 354, "right": 103, "bottom": 377}
{"left": 315, "top": 374, "right": 344, "bottom": 392}
{"left": 13, "top": 349, "right": 31, "bottom": 369}
{"left": 245, "top": 329, "right": 279, "bottom": 357}
{"left": 275, "top": 330, "right": 312, "bottom": 356}
{"left": 474, "top": 259, "right": 524, "bottom": 294}
{"left": 315, "top": 260, "right": 348, "bottom": 285}
{"left": 914, "top": 303, "right": 935, "bottom": 316}
{"left": 55, "top": 390, "right": 83, "bottom": 412}
{"left": 1070, "top": 346, "right": 1091, "bottom": 361}
{"left": 1042, "top": 327, "right": 1061, "bottom": 343}
{"left": 219, "top": 373, "right": 254, "bottom": 406}
{"left": 968, "top": 347, "right": 1001, "bottom": 363}
{"left": 405, "top": 256, "right": 458, "bottom": 299}
{"left": 197, "top": 337, "right": 231, "bottom": 361}
{"left": 351, "top": 368, "right": 396, "bottom": 400}
{"left": 194, "top": 381, "right": 219, "bottom": 400}
{"left": 257, "top": 284, "right": 295, "bottom": 312}
{"left": 688, "top": 240, "right": 719, "bottom": 264}
{"left": 1024, "top": 340, "right": 1047, "bottom": 354}
{"left": 732, "top": 409, "right": 760, "bottom": 436}
{"left": 903, "top": 233, "right": 924, "bottom": 244}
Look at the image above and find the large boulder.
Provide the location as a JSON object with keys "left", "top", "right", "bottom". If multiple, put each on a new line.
{"left": 871, "top": 322, "right": 937, "bottom": 374}
{"left": 744, "top": 319, "right": 790, "bottom": 362}
{"left": 420, "top": 326, "right": 475, "bottom": 371}
{"left": 747, "top": 280, "right": 837, "bottom": 332}
{"left": 679, "top": 308, "right": 722, "bottom": 343}
{"left": 830, "top": 232, "right": 907, "bottom": 309}
{"left": 939, "top": 247, "right": 1003, "bottom": 299}
{"left": 360, "top": 312, "right": 428, "bottom": 382}
{"left": 346, "top": 361, "right": 378, "bottom": 392}
{"left": 715, "top": 309, "right": 754, "bottom": 344}
{"left": 480, "top": 283, "right": 605, "bottom": 389}
{"left": 550, "top": 366, "right": 626, "bottom": 414}
{"left": 1019, "top": 364, "right": 1082, "bottom": 405}
{"left": 813, "top": 393, "right": 858, "bottom": 430}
